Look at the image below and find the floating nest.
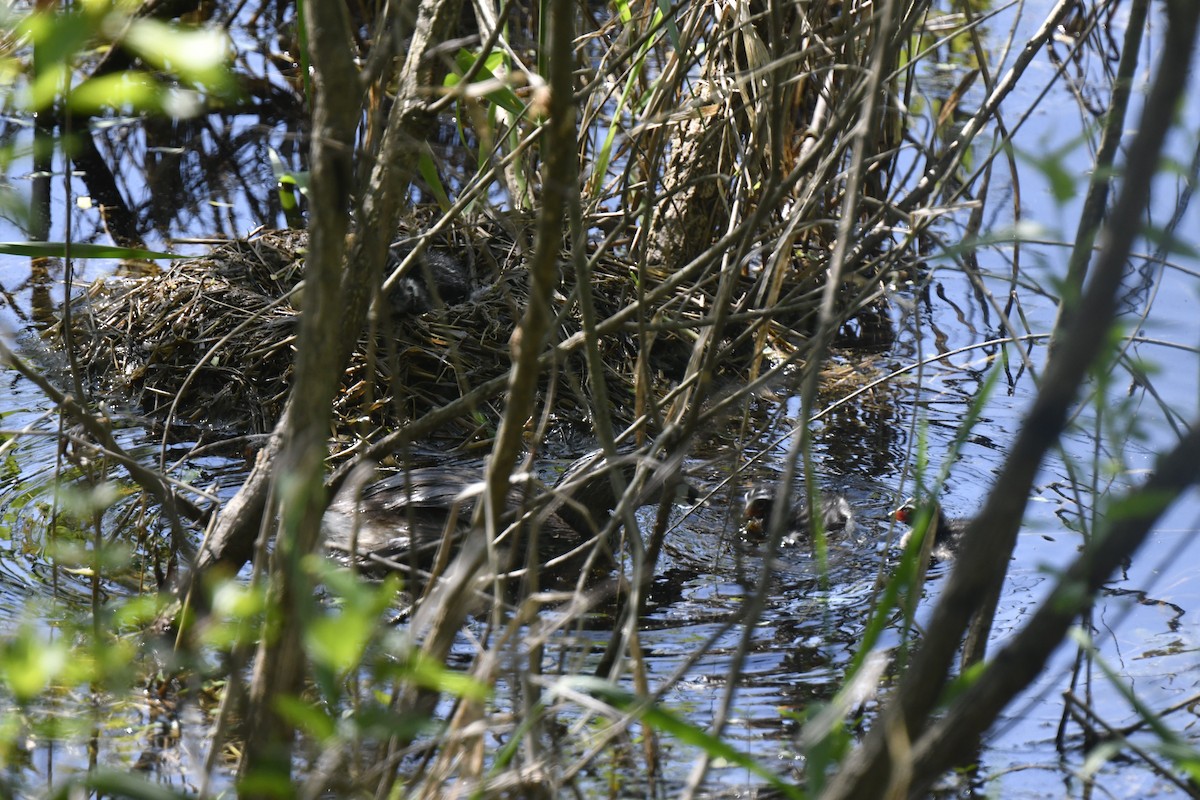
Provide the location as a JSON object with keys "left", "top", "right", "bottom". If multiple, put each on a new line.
{"left": 70, "top": 229, "right": 309, "bottom": 435}
{"left": 65, "top": 222, "right": 894, "bottom": 442}
{"left": 66, "top": 226, "right": 688, "bottom": 440}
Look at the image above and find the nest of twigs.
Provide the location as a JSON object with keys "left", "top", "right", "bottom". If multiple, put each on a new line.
{"left": 65, "top": 220, "right": 894, "bottom": 441}
{"left": 69, "top": 230, "right": 306, "bottom": 434}
{"left": 65, "top": 227, "right": 685, "bottom": 438}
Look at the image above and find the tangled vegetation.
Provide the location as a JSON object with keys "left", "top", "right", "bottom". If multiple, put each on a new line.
{"left": 0, "top": 0, "right": 1198, "bottom": 798}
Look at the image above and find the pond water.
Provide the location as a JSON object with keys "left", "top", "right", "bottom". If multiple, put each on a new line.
{"left": 1, "top": 0, "right": 1198, "bottom": 797}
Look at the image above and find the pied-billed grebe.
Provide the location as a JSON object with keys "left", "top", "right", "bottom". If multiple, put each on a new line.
{"left": 742, "top": 485, "right": 855, "bottom": 547}
{"left": 323, "top": 449, "right": 691, "bottom": 581}
{"left": 895, "top": 501, "right": 968, "bottom": 558}
{"left": 387, "top": 246, "right": 474, "bottom": 316}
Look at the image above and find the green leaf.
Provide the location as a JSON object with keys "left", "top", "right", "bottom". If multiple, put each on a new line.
{"left": 20, "top": 11, "right": 92, "bottom": 72}
{"left": 27, "top": 63, "right": 71, "bottom": 112}
{"left": 121, "top": 19, "right": 236, "bottom": 95}
{"left": 1014, "top": 138, "right": 1090, "bottom": 204}
{"left": 446, "top": 48, "right": 525, "bottom": 116}
{"left": 68, "top": 71, "right": 162, "bottom": 113}
{"left": 275, "top": 694, "right": 337, "bottom": 741}
{"left": 418, "top": 151, "right": 451, "bottom": 212}
{"left": 1140, "top": 225, "right": 1200, "bottom": 259}
{"left": 306, "top": 613, "right": 374, "bottom": 675}
{"left": 400, "top": 651, "right": 490, "bottom": 701}
{"left": 1103, "top": 489, "right": 1175, "bottom": 526}
{"left": 0, "top": 241, "right": 182, "bottom": 259}
{"left": 1, "top": 626, "right": 68, "bottom": 703}
{"left": 84, "top": 768, "right": 195, "bottom": 800}
{"left": 269, "top": 146, "right": 309, "bottom": 226}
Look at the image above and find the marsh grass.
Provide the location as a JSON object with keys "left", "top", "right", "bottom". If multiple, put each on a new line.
{"left": 3, "top": 0, "right": 1200, "bottom": 797}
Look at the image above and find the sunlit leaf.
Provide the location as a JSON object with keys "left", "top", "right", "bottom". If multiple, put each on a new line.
{"left": 306, "top": 613, "right": 373, "bottom": 675}
{"left": 55, "top": 481, "right": 122, "bottom": 518}
{"left": 268, "top": 148, "right": 309, "bottom": 190}
{"left": 68, "top": 71, "right": 162, "bottom": 113}
{"left": 202, "top": 582, "right": 267, "bottom": 649}
{"left": 26, "top": 63, "right": 71, "bottom": 111}
{"left": 159, "top": 88, "right": 205, "bottom": 118}
{"left": 1, "top": 627, "right": 68, "bottom": 703}
{"left": 120, "top": 18, "right": 236, "bottom": 95}
{"left": 381, "top": 651, "right": 490, "bottom": 702}
{"left": 447, "top": 48, "right": 525, "bottom": 116}
{"left": 111, "top": 595, "right": 162, "bottom": 630}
